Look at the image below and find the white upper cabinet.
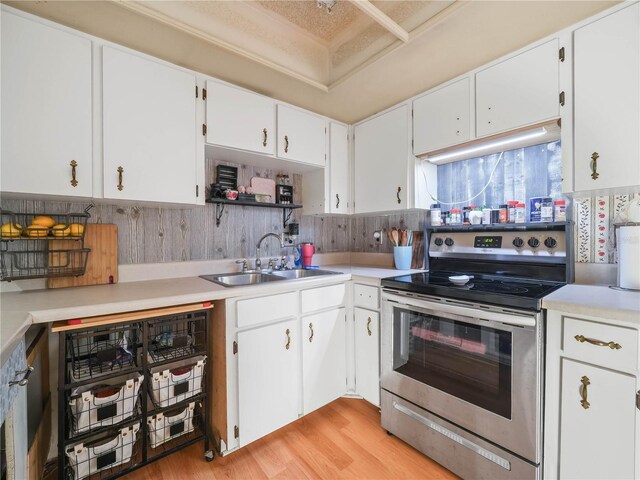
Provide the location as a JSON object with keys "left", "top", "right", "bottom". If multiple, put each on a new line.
{"left": 102, "top": 47, "right": 197, "bottom": 204}
{"left": 354, "top": 105, "right": 410, "bottom": 213}
{"left": 573, "top": 3, "right": 640, "bottom": 192}
{"left": 277, "top": 105, "right": 326, "bottom": 166}
{"left": 476, "top": 39, "right": 560, "bottom": 137}
{"left": 413, "top": 78, "right": 471, "bottom": 155}
{"left": 1, "top": 11, "right": 92, "bottom": 198}
{"left": 205, "top": 81, "right": 276, "bottom": 155}
{"left": 329, "top": 122, "right": 350, "bottom": 214}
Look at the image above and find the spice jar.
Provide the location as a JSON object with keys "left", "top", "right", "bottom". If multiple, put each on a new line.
{"left": 463, "top": 206, "right": 473, "bottom": 224}
{"left": 515, "top": 203, "right": 526, "bottom": 223}
{"left": 430, "top": 204, "right": 442, "bottom": 226}
{"left": 450, "top": 209, "right": 462, "bottom": 225}
{"left": 469, "top": 208, "right": 483, "bottom": 225}
{"left": 554, "top": 200, "right": 567, "bottom": 222}
{"left": 482, "top": 207, "right": 492, "bottom": 225}
{"left": 507, "top": 201, "right": 518, "bottom": 223}
{"left": 499, "top": 205, "right": 508, "bottom": 223}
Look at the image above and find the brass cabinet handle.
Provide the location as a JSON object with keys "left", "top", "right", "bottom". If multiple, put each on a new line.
{"left": 574, "top": 334, "right": 621, "bottom": 350}
{"left": 336, "top": 194, "right": 340, "bottom": 209}
{"left": 367, "top": 317, "right": 372, "bottom": 337}
{"left": 309, "top": 323, "right": 314, "bottom": 342}
{"left": 397, "top": 186, "right": 402, "bottom": 204}
{"left": 284, "top": 135, "right": 289, "bottom": 153}
{"left": 285, "top": 328, "right": 291, "bottom": 350}
{"left": 117, "top": 166, "right": 124, "bottom": 191}
{"left": 263, "top": 128, "right": 268, "bottom": 147}
{"left": 70, "top": 160, "right": 78, "bottom": 187}
{"left": 580, "top": 376, "right": 591, "bottom": 409}
{"left": 590, "top": 152, "right": 600, "bottom": 180}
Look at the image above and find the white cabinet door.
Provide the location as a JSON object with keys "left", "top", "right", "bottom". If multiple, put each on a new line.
{"left": 238, "top": 319, "right": 299, "bottom": 446}
{"left": 206, "top": 81, "right": 275, "bottom": 155}
{"left": 329, "top": 122, "right": 350, "bottom": 214}
{"left": 413, "top": 78, "right": 471, "bottom": 155}
{"left": 1, "top": 11, "right": 92, "bottom": 198}
{"left": 573, "top": 3, "right": 640, "bottom": 192}
{"left": 102, "top": 47, "right": 197, "bottom": 204}
{"left": 302, "top": 308, "right": 347, "bottom": 414}
{"left": 476, "top": 39, "right": 559, "bottom": 137}
{"left": 277, "top": 105, "right": 326, "bottom": 166}
{"left": 354, "top": 105, "right": 409, "bottom": 213}
{"left": 559, "top": 359, "right": 637, "bottom": 480}
{"left": 354, "top": 308, "right": 380, "bottom": 407}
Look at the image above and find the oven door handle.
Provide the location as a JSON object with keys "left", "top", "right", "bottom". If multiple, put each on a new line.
{"left": 384, "top": 295, "right": 536, "bottom": 328}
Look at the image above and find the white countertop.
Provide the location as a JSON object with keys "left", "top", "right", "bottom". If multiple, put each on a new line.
{"left": 543, "top": 284, "right": 640, "bottom": 325}
{"left": 0, "top": 265, "right": 419, "bottom": 363}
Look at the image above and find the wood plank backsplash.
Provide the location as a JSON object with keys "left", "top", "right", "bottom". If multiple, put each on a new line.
{"left": 2, "top": 152, "right": 636, "bottom": 265}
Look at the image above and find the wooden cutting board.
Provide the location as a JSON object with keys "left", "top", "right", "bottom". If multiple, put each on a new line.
{"left": 411, "top": 231, "right": 425, "bottom": 269}
{"left": 48, "top": 224, "right": 118, "bottom": 288}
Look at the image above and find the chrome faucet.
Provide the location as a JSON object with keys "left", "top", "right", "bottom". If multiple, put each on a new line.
{"left": 255, "top": 232, "right": 285, "bottom": 270}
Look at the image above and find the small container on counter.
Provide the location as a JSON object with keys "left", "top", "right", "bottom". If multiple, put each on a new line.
{"left": 554, "top": 200, "right": 567, "bottom": 222}
{"left": 499, "top": 205, "right": 508, "bottom": 223}
{"left": 469, "top": 209, "right": 483, "bottom": 225}
{"left": 462, "top": 206, "right": 472, "bottom": 224}
{"left": 430, "top": 204, "right": 442, "bottom": 226}
{"left": 482, "top": 207, "right": 492, "bottom": 225}
{"left": 515, "top": 203, "right": 526, "bottom": 223}
{"left": 490, "top": 209, "right": 500, "bottom": 224}
{"left": 450, "top": 209, "right": 462, "bottom": 225}
{"left": 443, "top": 211, "right": 450, "bottom": 225}
{"left": 541, "top": 198, "right": 554, "bottom": 222}
{"left": 507, "top": 201, "right": 518, "bottom": 223}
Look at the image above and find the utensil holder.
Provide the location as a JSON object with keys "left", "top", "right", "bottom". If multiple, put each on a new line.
{"left": 393, "top": 246, "right": 412, "bottom": 270}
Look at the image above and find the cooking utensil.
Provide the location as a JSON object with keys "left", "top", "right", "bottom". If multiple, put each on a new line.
{"left": 400, "top": 229, "right": 408, "bottom": 247}
{"left": 391, "top": 228, "right": 399, "bottom": 247}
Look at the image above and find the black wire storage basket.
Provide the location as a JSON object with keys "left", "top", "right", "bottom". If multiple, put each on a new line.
{"left": 66, "top": 322, "right": 140, "bottom": 382}
{"left": 0, "top": 205, "right": 92, "bottom": 281}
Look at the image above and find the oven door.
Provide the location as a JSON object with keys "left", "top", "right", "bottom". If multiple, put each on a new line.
{"left": 381, "top": 290, "right": 543, "bottom": 464}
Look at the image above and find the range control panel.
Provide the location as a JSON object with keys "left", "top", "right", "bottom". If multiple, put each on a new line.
{"left": 429, "top": 230, "right": 567, "bottom": 260}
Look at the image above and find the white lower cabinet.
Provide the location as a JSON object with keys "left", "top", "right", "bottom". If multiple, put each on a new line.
{"left": 545, "top": 309, "right": 640, "bottom": 480}
{"left": 302, "top": 308, "right": 347, "bottom": 414}
{"left": 237, "top": 319, "right": 299, "bottom": 447}
{"left": 354, "top": 308, "right": 380, "bottom": 407}
{"left": 559, "top": 358, "right": 637, "bottom": 480}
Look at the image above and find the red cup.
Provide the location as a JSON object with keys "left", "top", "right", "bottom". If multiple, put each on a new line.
{"left": 300, "top": 243, "right": 315, "bottom": 267}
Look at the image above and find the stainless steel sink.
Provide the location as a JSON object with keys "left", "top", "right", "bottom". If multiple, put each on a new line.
{"left": 200, "top": 272, "right": 286, "bottom": 287}
{"left": 200, "top": 268, "right": 340, "bottom": 287}
{"left": 270, "top": 269, "right": 340, "bottom": 279}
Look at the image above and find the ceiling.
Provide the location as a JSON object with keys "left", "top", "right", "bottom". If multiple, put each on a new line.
{"left": 5, "top": 0, "right": 619, "bottom": 123}
{"left": 117, "top": 0, "right": 457, "bottom": 91}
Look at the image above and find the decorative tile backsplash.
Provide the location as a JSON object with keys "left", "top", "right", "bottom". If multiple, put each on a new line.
{"left": 574, "top": 193, "right": 640, "bottom": 264}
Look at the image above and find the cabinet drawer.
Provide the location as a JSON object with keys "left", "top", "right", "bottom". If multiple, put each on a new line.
{"left": 354, "top": 284, "right": 379, "bottom": 310}
{"left": 562, "top": 316, "right": 638, "bottom": 371}
{"left": 301, "top": 284, "right": 346, "bottom": 314}
{"left": 237, "top": 292, "right": 298, "bottom": 328}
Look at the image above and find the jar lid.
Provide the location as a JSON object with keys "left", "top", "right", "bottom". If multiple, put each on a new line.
{"left": 554, "top": 200, "right": 566, "bottom": 205}
{"left": 430, "top": 204, "right": 441, "bottom": 208}
{"left": 507, "top": 200, "right": 519, "bottom": 206}
{"left": 451, "top": 209, "right": 461, "bottom": 213}
{"left": 517, "top": 203, "right": 526, "bottom": 207}
{"left": 499, "top": 204, "right": 508, "bottom": 208}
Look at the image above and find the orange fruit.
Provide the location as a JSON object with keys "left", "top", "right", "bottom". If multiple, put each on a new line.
{"left": 26, "top": 225, "right": 48, "bottom": 237}
{"left": 52, "top": 224, "right": 71, "bottom": 237}
{"left": 69, "top": 224, "right": 84, "bottom": 237}
{"left": 1, "top": 223, "right": 22, "bottom": 238}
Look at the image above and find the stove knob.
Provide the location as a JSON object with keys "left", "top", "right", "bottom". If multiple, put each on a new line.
{"left": 528, "top": 237, "right": 540, "bottom": 248}
{"left": 512, "top": 237, "right": 524, "bottom": 248}
{"left": 544, "top": 237, "right": 557, "bottom": 249}
{"left": 434, "top": 237, "right": 444, "bottom": 246}
{"left": 444, "top": 238, "right": 454, "bottom": 247}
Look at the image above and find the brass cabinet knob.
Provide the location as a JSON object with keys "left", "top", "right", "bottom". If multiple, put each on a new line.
{"left": 263, "top": 128, "right": 268, "bottom": 147}
{"left": 590, "top": 152, "right": 600, "bottom": 180}
{"left": 580, "top": 376, "right": 591, "bottom": 410}
{"left": 285, "top": 328, "right": 291, "bottom": 350}
{"left": 366, "top": 317, "right": 372, "bottom": 336}
{"left": 117, "top": 166, "right": 124, "bottom": 191}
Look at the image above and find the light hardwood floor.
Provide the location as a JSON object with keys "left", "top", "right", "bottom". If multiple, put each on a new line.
{"left": 127, "top": 398, "right": 458, "bottom": 479}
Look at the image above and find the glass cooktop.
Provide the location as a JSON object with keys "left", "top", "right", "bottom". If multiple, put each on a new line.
{"left": 381, "top": 270, "right": 565, "bottom": 311}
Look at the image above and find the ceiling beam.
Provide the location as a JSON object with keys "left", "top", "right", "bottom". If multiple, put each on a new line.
{"left": 348, "top": 0, "right": 409, "bottom": 43}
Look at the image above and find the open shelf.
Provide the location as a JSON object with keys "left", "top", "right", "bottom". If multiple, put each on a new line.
{"left": 427, "top": 221, "right": 571, "bottom": 233}
{"left": 205, "top": 198, "right": 302, "bottom": 228}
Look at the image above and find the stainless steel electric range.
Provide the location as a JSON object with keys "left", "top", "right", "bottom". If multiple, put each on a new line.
{"left": 380, "top": 223, "right": 572, "bottom": 480}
